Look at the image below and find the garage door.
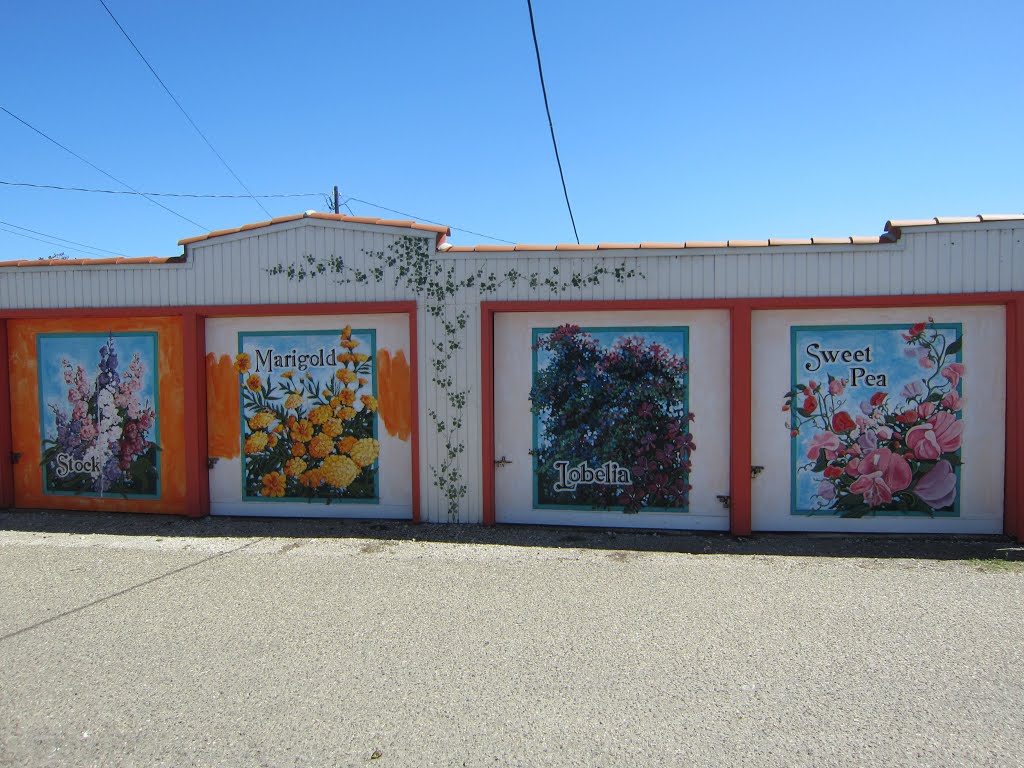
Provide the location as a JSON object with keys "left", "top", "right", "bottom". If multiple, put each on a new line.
{"left": 493, "top": 309, "right": 731, "bottom": 529}
{"left": 750, "top": 307, "right": 1005, "bottom": 533}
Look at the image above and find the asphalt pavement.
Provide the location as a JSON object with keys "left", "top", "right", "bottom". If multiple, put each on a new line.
{"left": 1, "top": 511, "right": 1022, "bottom": 767}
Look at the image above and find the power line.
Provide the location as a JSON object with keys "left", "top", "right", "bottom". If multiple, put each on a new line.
{"left": 0, "top": 105, "right": 208, "bottom": 230}
{"left": 0, "top": 220, "right": 126, "bottom": 256}
{"left": 0, "top": 223, "right": 126, "bottom": 259}
{"left": 525, "top": 0, "right": 579, "bottom": 244}
{"left": 344, "top": 196, "right": 515, "bottom": 244}
{"left": 97, "top": 0, "right": 271, "bottom": 219}
{"left": 0, "top": 180, "right": 320, "bottom": 199}
{"left": 0, "top": 179, "right": 516, "bottom": 244}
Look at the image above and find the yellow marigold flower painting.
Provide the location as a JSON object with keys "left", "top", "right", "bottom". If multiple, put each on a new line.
{"left": 261, "top": 472, "right": 286, "bottom": 498}
{"left": 350, "top": 438, "right": 380, "bottom": 468}
{"left": 308, "top": 434, "right": 333, "bottom": 459}
{"left": 321, "top": 418, "right": 344, "bottom": 438}
{"left": 320, "top": 454, "right": 359, "bottom": 488}
{"left": 248, "top": 410, "right": 275, "bottom": 430}
{"left": 299, "top": 469, "right": 323, "bottom": 488}
{"left": 284, "top": 457, "right": 307, "bottom": 477}
{"left": 308, "top": 405, "right": 332, "bottom": 425}
{"left": 290, "top": 419, "right": 314, "bottom": 443}
{"left": 239, "top": 328, "right": 379, "bottom": 502}
{"left": 244, "top": 431, "right": 269, "bottom": 454}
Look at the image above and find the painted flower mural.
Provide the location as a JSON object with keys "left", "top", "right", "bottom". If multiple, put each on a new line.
{"left": 239, "top": 326, "right": 379, "bottom": 501}
{"left": 40, "top": 333, "right": 159, "bottom": 495}
{"left": 530, "top": 325, "right": 695, "bottom": 513}
{"left": 785, "top": 320, "right": 963, "bottom": 517}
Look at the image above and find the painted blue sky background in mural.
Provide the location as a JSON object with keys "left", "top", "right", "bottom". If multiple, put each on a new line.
{"left": 38, "top": 333, "right": 158, "bottom": 442}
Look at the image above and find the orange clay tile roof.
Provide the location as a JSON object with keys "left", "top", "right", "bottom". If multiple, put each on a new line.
{"left": 1, "top": 214, "right": 1021, "bottom": 268}
{"left": 0, "top": 256, "right": 178, "bottom": 268}
{"left": 440, "top": 236, "right": 887, "bottom": 252}
{"left": 177, "top": 211, "right": 451, "bottom": 247}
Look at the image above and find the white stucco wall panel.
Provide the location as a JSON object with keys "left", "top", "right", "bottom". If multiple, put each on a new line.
{"left": 750, "top": 306, "right": 1005, "bottom": 534}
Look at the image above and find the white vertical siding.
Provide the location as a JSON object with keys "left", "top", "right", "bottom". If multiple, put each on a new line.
{"left": 1, "top": 217, "right": 1022, "bottom": 522}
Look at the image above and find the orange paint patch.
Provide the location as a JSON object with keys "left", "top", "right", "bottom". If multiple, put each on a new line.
{"left": 7, "top": 316, "right": 188, "bottom": 514}
{"left": 206, "top": 353, "right": 241, "bottom": 459}
{"left": 377, "top": 348, "right": 411, "bottom": 441}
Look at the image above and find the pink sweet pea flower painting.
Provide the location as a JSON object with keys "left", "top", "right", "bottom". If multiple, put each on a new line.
{"left": 787, "top": 321, "right": 963, "bottom": 518}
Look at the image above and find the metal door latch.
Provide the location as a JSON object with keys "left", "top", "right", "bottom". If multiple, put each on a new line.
{"left": 751, "top": 465, "right": 765, "bottom": 478}
{"left": 716, "top": 494, "right": 731, "bottom": 509}
{"left": 494, "top": 456, "right": 513, "bottom": 468}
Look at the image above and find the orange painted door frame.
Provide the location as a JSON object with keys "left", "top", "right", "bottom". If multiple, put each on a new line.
{"left": 0, "top": 301, "right": 419, "bottom": 522}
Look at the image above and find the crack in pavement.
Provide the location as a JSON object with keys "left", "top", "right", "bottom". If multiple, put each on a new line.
{"left": 0, "top": 537, "right": 265, "bottom": 644}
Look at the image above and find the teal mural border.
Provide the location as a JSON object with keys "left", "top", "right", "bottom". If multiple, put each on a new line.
{"left": 530, "top": 325, "right": 690, "bottom": 513}
{"left": 237, "top": 328, "right": 379, "bottom": 504}
{"left": 789, "top": 322, "right": 963, "bottom": 517}
{"left": 37, "top": 331, "right": 162, "bottom": 500}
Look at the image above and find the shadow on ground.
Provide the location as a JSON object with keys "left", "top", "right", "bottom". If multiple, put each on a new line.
{"left": 2, "top": 508, "right": 1020, "bottom": 561}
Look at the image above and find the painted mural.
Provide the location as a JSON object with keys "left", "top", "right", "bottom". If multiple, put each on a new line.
{"left": 530, "top": 325, "right": 694, "bottom": 513}
{"left": 785, "top": 320, "right": 964, "bottom": 517}
{"left": 38, "top": 333, "right": 160, "bottom": 497}
{"left": 237, "top": 326, "right": 380, "bottom": 502}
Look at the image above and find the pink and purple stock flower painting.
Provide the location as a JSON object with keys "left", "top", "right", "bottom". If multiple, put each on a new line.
{"left": 39, "top": 333, "right": 160, "bottom": 496}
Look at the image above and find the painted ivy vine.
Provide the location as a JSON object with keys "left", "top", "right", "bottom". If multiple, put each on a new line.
{"left": 268, "top": 235, "right": 640, "bottom": 521}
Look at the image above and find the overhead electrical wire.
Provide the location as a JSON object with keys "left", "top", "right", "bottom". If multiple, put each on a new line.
{"left": 0, "top": 105, "right": 208, "bottom": 231}
{"left": 97, "top": 0, "right": 272, "bottom": 219}
{"left": 0, "top": 221, "right": 127, "bottom": 259}
{"left": 0, "top": 179, "right": 516, "bottom": 244}
{"left": 525, "top": 0, "right": 580, "bottom": 245}
{"left": 343, "top": 196, "right": 515, "bottom": 244}
{"left": 0, "top": 220, "right": 126, "bottom": 256}
{"left": 0, "top": 180, "right": 321, "bottom": 199}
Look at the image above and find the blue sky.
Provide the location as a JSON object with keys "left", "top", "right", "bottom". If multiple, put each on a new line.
{"left": 2, "top": 1, "right": 1021, "bottom": 258}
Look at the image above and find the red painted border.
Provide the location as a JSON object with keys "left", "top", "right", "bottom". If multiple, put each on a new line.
{"left": 0, "top": 321, "right": 13, "bottom": 509}
{"left": 181, "top": 312, "right": 205, "bottom": 518}
{"left": 0, "top": 302, "right": 420, "bottom": 522}
{"left": 0, "top": 301, "right": 418, "bottom": 320}
{"left": 481, "top": 293, "right": 1023, "bottom": 538}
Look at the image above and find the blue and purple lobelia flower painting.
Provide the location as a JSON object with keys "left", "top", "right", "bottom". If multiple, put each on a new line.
{"left": 530, "top": 325, "right": 694, "bottom": 513}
